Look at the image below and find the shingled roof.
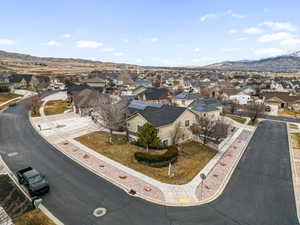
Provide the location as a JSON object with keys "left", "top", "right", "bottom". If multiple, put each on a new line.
{"left": 128, "top": 102, "right": 187, "bottom": 127}
{"left": 8, "top": 74, "right": 32, "bottom": 83}
{"left": 142, "top": 87, "right": 170, "bottom": 100}
{"left": 262, "top": 91, "right": 300, "bottom": 103}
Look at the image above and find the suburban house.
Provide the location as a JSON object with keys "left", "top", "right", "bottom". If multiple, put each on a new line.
{"left": 229, "top": 94, "right": 251, "bottom": 105}
{"left": 174, "top": 92, "right": 202, "bottom": 107}
{"left": 127, "top": 100, "right": 197, "bottom": 146}
{"left": 262, "top": 91, "right": 300, "bottom": 110}
{"left": 221, "top": 88, "right": 251, "bottom": 104}
{"left": 8, "top": 74, "right": 32, "bottom": 89}
{"left": 72, "top": 88, "right": 108, "bottom": 116}
{"left": 189, "top": 98, "right": 222, "bottom": 119}
{"left": 82, "top": 78, "right": 106, "bottom": 87}
{"left": 136, "top": 87, "right": 173, "bottom": 104}
{"left": 67, "top": 84, "right": 105, "bottom": 103}
{"left": 0, "top": 74, "right": 10, "bottom": 92}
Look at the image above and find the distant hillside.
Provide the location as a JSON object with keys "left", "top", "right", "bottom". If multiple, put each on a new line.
{"left": 203, "top": 51, "right": 300, "bottom": 73}
{"left": 0, "top": 50, "right": 143, "bottom": 75}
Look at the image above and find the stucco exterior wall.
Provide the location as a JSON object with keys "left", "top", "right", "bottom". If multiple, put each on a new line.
{"left": 127, "top": 109, "right": 196, "bottom": 146}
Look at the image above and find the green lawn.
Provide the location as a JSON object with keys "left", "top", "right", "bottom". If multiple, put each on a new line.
{"left": 75, "top": 131, "right": 217, "bottom": 184}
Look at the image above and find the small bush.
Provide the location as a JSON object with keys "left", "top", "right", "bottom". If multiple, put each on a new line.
{"left": 134, "top": 146, "right": 178, "bottom": 165}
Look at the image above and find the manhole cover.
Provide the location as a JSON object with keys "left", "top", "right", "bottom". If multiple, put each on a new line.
{"left": 93, "top": 208, "right": 107, "bottom": 217}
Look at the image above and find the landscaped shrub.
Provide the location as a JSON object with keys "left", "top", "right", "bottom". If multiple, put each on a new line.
{"left": 134, "top": 146, "right": 178, "bottom": 167}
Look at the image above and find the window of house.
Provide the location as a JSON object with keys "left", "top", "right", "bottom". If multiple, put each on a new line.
{"left": 185, "top": 120, "right": 190, "bottom": 127}
{"left": 181, "top": 133, "right": 185, "bottom": 140}
{"left": 182, "top": 100, "right": 185, "bottom": 105}
{"left": 127, "top": 122, "right": 130, "bottom": 127}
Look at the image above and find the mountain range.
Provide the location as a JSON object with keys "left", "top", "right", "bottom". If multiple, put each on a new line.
{"left": 1, "top": 49, "right": 300, "bottom": 74}
{"left": 203, "top": 51, "right": 300, "bottom": 73}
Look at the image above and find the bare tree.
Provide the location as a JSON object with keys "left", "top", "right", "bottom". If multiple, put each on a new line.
{"left": 212, "top": 118, "right": 230, "bottom": 143}
{"left": 191, "top": 116, "right": 216, "bottom": 144}
{"left": 94, "top": 96, "right": 128, "bottom": 144}
{"left": 191, "top": 116, "right": 229, "bottom": 145}
{"left": 169, "top": 122, "right": 183, "bottom": 145}
{"left": 229, "top": 100, "right": 238, "bottom": 114}
{"left": 244, "top": 102, "right": 265, "bottom": 122}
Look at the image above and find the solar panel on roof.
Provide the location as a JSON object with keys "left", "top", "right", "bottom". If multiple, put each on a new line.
{"left": 129, "top": 100, "right": 162, "bottom": 110}
{"left": 194, "top": 104, "right": 207, "bottom": 112}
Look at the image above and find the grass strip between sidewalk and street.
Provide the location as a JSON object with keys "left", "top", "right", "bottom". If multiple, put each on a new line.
{"left": 225, "top": 114, "right": 246, "bottom": 124}
{"left": 0, "top": 93, "right": 22, "bottom": 104}
{"left": 75, "top": 131, "right": 217, "bottom": 184}
{"left": 291, "top": 133, "right": 300, "bottom": 149}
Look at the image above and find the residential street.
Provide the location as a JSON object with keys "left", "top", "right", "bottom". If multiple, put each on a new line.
{"left": 0, "top": 103, "right": 299, "bottom": 225}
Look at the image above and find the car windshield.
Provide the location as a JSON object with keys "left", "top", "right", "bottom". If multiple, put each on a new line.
{"left": 28, "top": 175, "right": 43, "bottom": 184}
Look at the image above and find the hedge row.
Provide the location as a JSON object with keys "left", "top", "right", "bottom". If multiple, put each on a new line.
{"left": 134, "top": 146, "right": 178, "bottom": 165}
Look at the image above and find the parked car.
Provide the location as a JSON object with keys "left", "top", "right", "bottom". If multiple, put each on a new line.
{"left": 16, "top": 167, "right": 50, "bottom": 197}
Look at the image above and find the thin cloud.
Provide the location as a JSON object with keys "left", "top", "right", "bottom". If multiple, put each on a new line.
{"left": 244, "top": 27, "right": 264, "bottom": 35}
{"left": 0, "top": 39, "right": 15, "bottom": 45}
{"left": 221, "top": 48, "right": 240, "bottom": 52}
{"left": 237, "top": 37, "right": 248, "bottom": 41}
{"left": 113, "top": 52, "right": 124, "bottom": 56}
{"left": 258, "top": 32, "right": 293, "bottom": 42}
{"left": 144, "top": 37, "right": 159, "bottom": 43}
{"left": 76, "top": 40, "right": 103, "bottom": 48}
{"left": 228, "top": 29, "right": 238, "bottom": 34}
{"left": 194, "top": 48, "right": 201, "bottom": 52}
{"left": 42, "top": 40, "right": 61, "bottom": 46}
{"left": 62, "top": 34, "right": 72, "bottom": 38}
{"left": 260, "top": 21, "right": 297, "bottom": 32}
{"left": 102, "top": 48, "right": 115, "bottom": 52}
{"left": 280, "top": 38, "right": 300, "bottom": 47}
{"left": 254, "top": 48, "right": 285, "bottom": 56}
{"left": 201, "top": 10, "right": 245, "bottom": 22}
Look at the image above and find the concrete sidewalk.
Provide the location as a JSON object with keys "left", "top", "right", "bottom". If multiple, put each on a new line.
{"left": 287, "top": 122, "right": 300, "bottom": 222}
{"left": 30, "top": 93, "right": 256, "bottom": 206}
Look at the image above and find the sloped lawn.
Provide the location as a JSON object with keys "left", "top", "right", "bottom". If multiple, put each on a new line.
{"left": 75, "top": 131, "right": 217, "bottom": 184}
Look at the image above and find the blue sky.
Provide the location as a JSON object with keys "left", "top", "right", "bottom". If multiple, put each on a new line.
{"left": 1, "top": 0, "right": 300, "bottom": 66}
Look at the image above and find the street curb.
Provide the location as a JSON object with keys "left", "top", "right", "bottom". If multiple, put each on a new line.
{"left": 28, "top": 111, "right": 170, "bottom": 206}
{"left": 0, "top": 155, "right": 65, "bottom": 225}
{"left": 29, "top": 108, "right": 257, "bottom": 207}
{"left": 195, "top": 126, "right": 257, "bottom": 204}
{"left": 286, "top": 123, "right": 300, "bottom": 223}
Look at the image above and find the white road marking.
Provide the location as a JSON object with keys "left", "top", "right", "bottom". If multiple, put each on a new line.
{"left": 7, "top": 152, "right": 18, "bottom": 157}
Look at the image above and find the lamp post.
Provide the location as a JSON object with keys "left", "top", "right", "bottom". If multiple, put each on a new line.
{"left": 200, "top": 173, "right": 206, "bottom": 200}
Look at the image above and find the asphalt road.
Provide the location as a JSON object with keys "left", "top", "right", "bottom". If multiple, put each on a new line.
{"left": 0, "top": 103, "right": 299, "bottom": 225}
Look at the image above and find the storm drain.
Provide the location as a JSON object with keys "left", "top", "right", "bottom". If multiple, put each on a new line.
{"left": 93, "top": 208, "right": 107, "bottom": 217}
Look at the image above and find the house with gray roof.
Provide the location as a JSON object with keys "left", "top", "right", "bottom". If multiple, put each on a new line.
{"left": 189, "top": 98, "right": 222, "bottom": 119}
{"left": 127, "top": 100, "right": 197, "bottom": 146}
{"left": 174, "top": 92, "right": 202, "bottom": 107}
